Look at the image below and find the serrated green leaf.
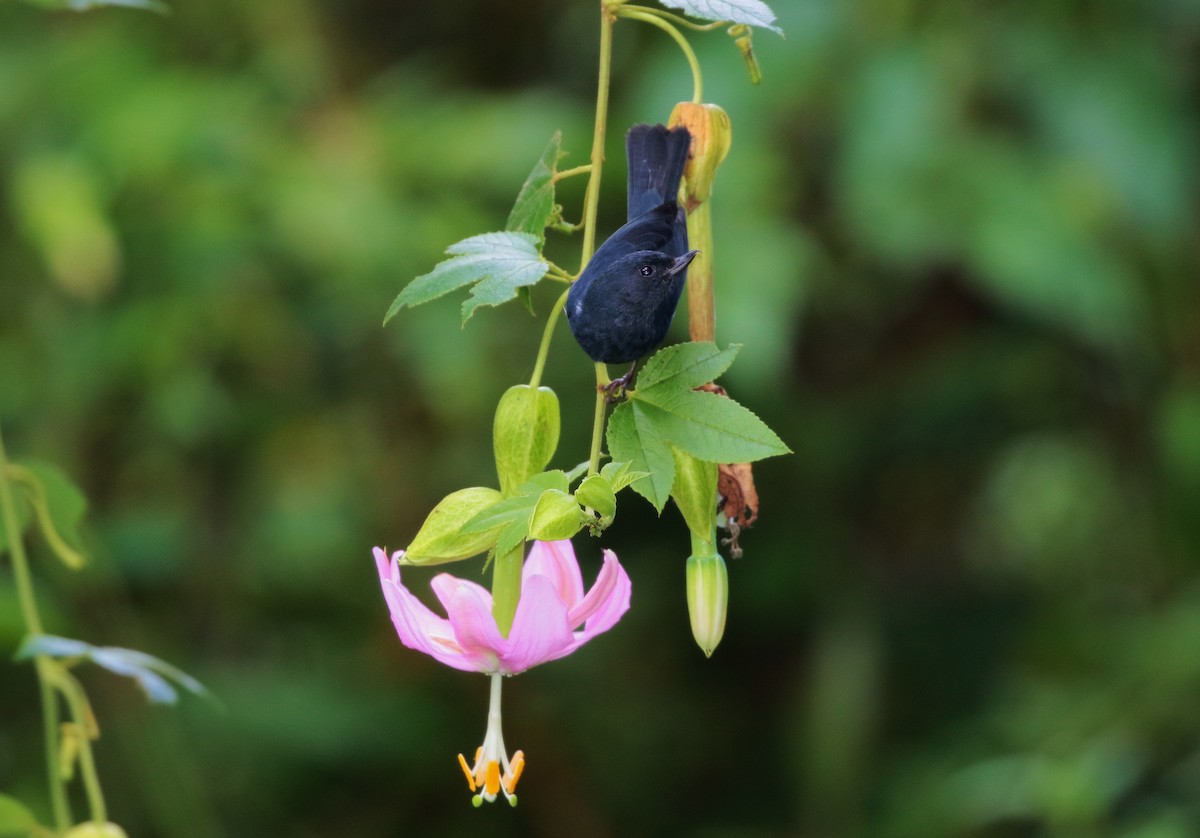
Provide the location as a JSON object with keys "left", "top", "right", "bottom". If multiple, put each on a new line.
{"left": 659, "top": 0, "right": 782, "bottom": 34}
{"left": 636, "top": 341, "right": 740, "bottom": 391}
{"left": 384, "top": 231, "right": 548, "bottom": 324}
{"left": 632, "top": 389, "right": 791, "bottom": 463}
{"left": 671, "top": 446, "right": 718, "bottom": 540}
{"left": 494, "top": 517, "right": 530, "bottom": 561}
{"left": 528, "top": 490, "right": 584, "bottom": 541}
{"left": 606, "top": 401, "right": 675, "bottom": 512}
{"left": 600, "top": 460, "right": 650, "bottom": 493}
{"left": 493, "top": 385, "right": 560, "bottom": 496}
{"left": 506, "top": 132, "right": 563, "bottom": 245}
{"left": 0, "top": 793, "right": 39, "bottom": 835}
{"left": 403, "top": 487, "right": 504, "bottom": 564}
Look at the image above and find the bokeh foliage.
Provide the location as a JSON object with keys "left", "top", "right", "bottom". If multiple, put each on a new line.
{"left": 1, "top": 0, "right": 1198, "bottom": 835}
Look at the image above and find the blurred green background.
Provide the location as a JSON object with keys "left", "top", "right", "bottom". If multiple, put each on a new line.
{"left": 1, "top": 1, "right": 1199, "bottom": 835}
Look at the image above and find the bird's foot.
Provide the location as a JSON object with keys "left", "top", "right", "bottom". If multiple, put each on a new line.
{"left": 600, "top": 376, "right": 630, "bottom": 404}
{"left": 599, "top": 361, "right": 639, "bottom": 404}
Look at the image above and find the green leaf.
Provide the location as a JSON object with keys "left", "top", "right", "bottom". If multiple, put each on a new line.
{"left": 600, "top": 460, "right": 650, "bottom": 493}
{"left": 0, "top": 793, "right": 40, "bottom": 837}
{"left": 384, "top": 231, "right": 548, "bottom": 325}
{"left": 659, "top": 0, "right": 782, "bottom": 34}
{"left": 607, "top": 401, "right": 676, "bottom": 513}
{"left": 403, "top": 487, "right": 504, "bottom": 565}
{"left": 493, "top": 385, "right": 561, "bottom": 496}
{"left": 670, "top": 446, "right": 718, "bottom": 540}
{"left": 506, "top": 131, "right": 563, "bottom": 245}
{"left": 636, "top": 341, "right": 740, "bottom": 391}
{"left": 528, "top": 490, "right": 585, "bottom": 541}
{"left": 517, "top": 469, "right": 570, "bottom": 495}
{"left": 16, "top": 634, "right": 209, "bottom": 706}
{"left": 634, "top": 389, "right": 791, "bottom": 463}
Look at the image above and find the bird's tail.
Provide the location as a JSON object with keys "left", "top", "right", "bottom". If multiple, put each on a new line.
{"left": 625, "top": 124, "right": 692, "bottom": 221}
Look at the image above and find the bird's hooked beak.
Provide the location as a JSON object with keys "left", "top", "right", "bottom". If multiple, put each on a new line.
{"left": 667, "top": 249, "right": 700, "bottom": 277}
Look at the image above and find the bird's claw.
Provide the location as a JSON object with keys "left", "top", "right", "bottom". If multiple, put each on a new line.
{"left": 600, "top": 377, "right": 630, "bottom": 404}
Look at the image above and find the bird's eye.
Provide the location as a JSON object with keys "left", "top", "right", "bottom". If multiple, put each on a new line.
{"left": 639, "top": 265, "right": 654, "bottom": 277}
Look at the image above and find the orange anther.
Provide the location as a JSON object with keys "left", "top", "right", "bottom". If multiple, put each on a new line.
{"left": 484, "top": 760, "right": 501, "bottom": 796}
{"left": 504, "top": 750, "right": 526, "bottom": 793}
{"left": 457, "top": 753, "right": 477, "bottom": 792}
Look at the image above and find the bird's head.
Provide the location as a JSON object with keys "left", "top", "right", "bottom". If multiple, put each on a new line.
{"left": 620, "top": 249, "right": 699, "bottom": 283}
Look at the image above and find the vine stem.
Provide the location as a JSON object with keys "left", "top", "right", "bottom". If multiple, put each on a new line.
{"left": 529, "top": 288, "right": 570, "bottom": 389}
{"left": 579, "top": 2, "right": 616, "bottom": 268}
{"left": 587, "top": 366, "right": 609, "bottom": 476}
{"left": 0, "top": 425, "right": 70, "bottom": 831}
{"left": 617, "top": 7, "right": 704, "bottom": 103}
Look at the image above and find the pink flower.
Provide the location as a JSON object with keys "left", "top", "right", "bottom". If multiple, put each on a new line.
{"left": 373, "top": 539, "right": 631, "bottom": 675}
{"left": 373, "top": 539, "right": 631, "bottom": 805}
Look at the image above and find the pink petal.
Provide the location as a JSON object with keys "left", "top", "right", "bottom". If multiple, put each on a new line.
{"left": 374, "top": 548, "right": 488, "bottom": 673}
{"left": 431, "top": 571, "right": 492, "bottom": 614}
{"left": 440, "top": 580, "right": 507, "bottom": 672}
{"left": 524, "top": 540, "right": 585, "bottom": 608}
{"left": 565, "top": 549, "right": 631, "bottom": 635}
{"left": 499, "top": 573, "right": 576, "bottom": 673}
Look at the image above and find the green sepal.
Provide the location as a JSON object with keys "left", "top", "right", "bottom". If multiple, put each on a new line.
{"left": 403, "top": 487, "right": 504, "bottom": 565}
{"left": 493, "top": 385, "right": 561, "bottom": 496}
{"left": 575, "top": 473, "right": 617, "bottom": 530}
{"left": 462, "top": 470, "right": 575, "bottom": 557}
{"left": 670, "top": 446, "right": 718, "bottom": 541}
{"left": 528, "top": 489, "right": 586, "bottom": 542}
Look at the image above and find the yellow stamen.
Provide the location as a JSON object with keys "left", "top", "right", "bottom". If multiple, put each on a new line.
{"left": 483, "top": 760, "right": 501, "bottom": 797}
{"left": 457, "top": 753, "right": 476, "bottom": 792}
{"left": 504, "top": 750, "right": 526, "bottom": 794}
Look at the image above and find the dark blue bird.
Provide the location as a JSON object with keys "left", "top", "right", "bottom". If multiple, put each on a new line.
{"left": 566, "top": 124, "right": 697, "bottom": 379}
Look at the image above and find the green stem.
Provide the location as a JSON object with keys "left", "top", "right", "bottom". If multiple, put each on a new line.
{"left": 491, "top": 543, "right": 524, "bottom": 637}
{"left": 553, "top": 163, "right": 593, "bottom": 182}
{"left": 529, "top": 288, "right": 570, "bottom": 389}
{"left": 587, "top": 364, "right": 609, "bottom": 476}
{"left": 617, "top": 7, "right": 704, "bottom": 103}
{"left": 619, "top": 5, "right": 726, "bottom": 32}
{"left": 0, "top": 426, "right": 70, "bottom": 831}
{"left": 685, "top": 200, "right": 716, "bottom": 342}
{"left": 46, "top": 665, "right": 107, "bottom": 824}
{"left": 580, "top": 2, "right": 616, "bottom": 268}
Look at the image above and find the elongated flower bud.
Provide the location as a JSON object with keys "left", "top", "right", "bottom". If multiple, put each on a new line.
{"left": 686, "top": 552, "right": 728, "bottom": 657}
{"left": 668, "top": 102, "right": 732, "bottom": 211}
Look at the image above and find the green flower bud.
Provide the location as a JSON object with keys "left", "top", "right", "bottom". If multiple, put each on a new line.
{"left": 686, "top": 552, "right": 728, "bottom": 657}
